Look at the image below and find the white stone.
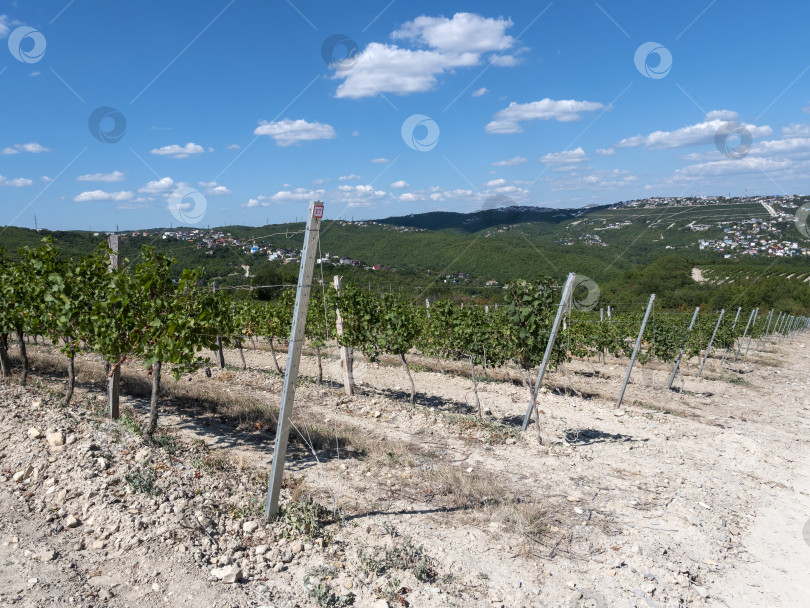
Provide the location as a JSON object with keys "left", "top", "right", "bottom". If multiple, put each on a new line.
{"left": 242, "top": 521, "right": 259, "bottom": 534}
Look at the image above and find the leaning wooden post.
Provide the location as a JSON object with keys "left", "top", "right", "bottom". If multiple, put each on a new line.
{"left": 107, "top": 234, "right": 122, "bottom": 420}
{"left": 698, "top": 309, "right": 724, "bottom": 378}
{"left": 720, "top": 307, "right": 742, "bottom": 366}
{"left": 521, "top": 272, "right": 576, "bottom": 432}
{"left": 616, "top": 294, "right": 655, "bottom": 410}
{"left": 265, "top": 201, "right": 324, "bottom": 520}
{"left": 733, "top": 309, "right": 755, "bottom": 361}
{"left": 668, "top": 306, "right": 699, "bottom": 390}
{"left": 332, "top": 275, "right": 355, "bottom": 396}
{"left": 742, "top": 307, "right": 759, "bottom": 360}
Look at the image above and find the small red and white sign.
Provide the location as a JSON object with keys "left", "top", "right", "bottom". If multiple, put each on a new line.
{"left": 312, "top": 203, "right": 324, "bottom": 218}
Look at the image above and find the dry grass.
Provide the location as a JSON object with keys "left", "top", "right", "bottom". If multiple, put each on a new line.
{"left": 431, "top": 466, "right": 502, "bottom": 509}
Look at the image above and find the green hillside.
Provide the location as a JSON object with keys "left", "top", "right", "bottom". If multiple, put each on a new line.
{"left": 3, "top": 196, "right": 810, "bottom": 311}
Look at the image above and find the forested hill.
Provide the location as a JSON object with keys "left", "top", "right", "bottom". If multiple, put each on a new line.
{"left": 2, "top": 196, "right": 810, "bottom": 311}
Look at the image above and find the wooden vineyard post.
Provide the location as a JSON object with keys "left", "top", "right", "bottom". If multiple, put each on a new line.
{"left": 742, "top": 307, "right": 759, "bottom": 360}
{"left": 720, "top": 307, "right": 742, "bottom": 366}
{"left": 265, "top": 201, "right": 323, "bottom": 520}
{"left": 668, "top": 306, "right": 699, "bottom": 390}
{"left": 734, "top": 309, "right": 756, "bottom": 361}
{"left": 521, "top": 272, "right": 576, "bottom": 432}
{"left": 333, "top": 275, "right": 355, "bottom": 396}
{"left": 616, "top": 294, "right": 655, "bottom": 410}
{"left": 698, "top": 309, "right": 725, "bottom": 379}
{"left": 107, "top": 234, "right": 122, "bottom": 420}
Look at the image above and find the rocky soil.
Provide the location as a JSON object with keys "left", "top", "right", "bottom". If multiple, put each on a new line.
{"left": 0, "top": 331, "right": 808, "bottom": 607}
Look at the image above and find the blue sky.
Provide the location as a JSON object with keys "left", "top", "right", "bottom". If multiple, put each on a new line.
{"left": 2, "top": 0, "right": 810, "bottom": 231}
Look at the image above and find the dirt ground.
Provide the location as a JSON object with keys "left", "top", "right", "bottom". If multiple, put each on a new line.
{"left": 0, "top": 331, "right": 808, "bottom": 607}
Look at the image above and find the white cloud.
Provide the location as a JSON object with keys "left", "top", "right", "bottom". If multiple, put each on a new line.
{"left": 782, "top": 123, "right": 810, "bottom": 139}
{"left": 803, "top": 104, "right": 810, "bottom": 115}
{"left": 1, "top": 142, "right": 49, "bottom": 155}
{"left": 486, "top": 99, "right": 604, "bottom": 134}
{"left": 198, "top": 181, "right": 232, "bottom": 196}
{"left": 540, "top": 147, "right": 589, "bottom": 166}
{"left": 489, "top": 54, "right": 518, "bottom": 67}
{"left": 491, "top": 155, "right": 527, "bottom": 167}
{"left": 77, "top": 170, "right": 125, "bottom": 182}
{"left": 485, "top": 178, "right": 508, "bottom": 187}
{"left": 596, "top": 147, "right": 615, "bottom": 156}
{"left": 370, "top": 157, "right": 389, "bottom": 163}
{"left": 472, "top": 87, "right": 488, "bottom": 97}
{"left": 254, "top": 119, "right": 337, "bottom": 146}
{"left": 0, "top": 175, "right": 33, "bottom": 187}
{"left": 705, "top": 110, "right": 739, "bottom": 121}
{"left": 393, "top": 13, "right": 514, "bottom": 54}
{"left": 269, "top": 187, "right": 327, "bottom": 202}
{"left": 751, "top": 136, "right": 810, "bottom": 158}
{"left": 226, "top": 144, "right": 240, "bottom": 150}
{"left": 672, "top": 156, "right": 793, "bottom": 180}
{"left": 547, "top": 169, "right": 637, "bottom": 191}
{"left": 333, "top": 43, "right": 478, "bottom": 98}
{"left": 338, "top": 174, "right": 361, "bottom": 181}
{"left": 0, "top": 15, "right": 11, "bottom": 38}
{"left": 399, "top": 192, "right": 422, "bottom": 202}
{"left": 313, "top": 178, "right": 330, "bottom": 184}
{"left": 616, "top": 116, "right": 772, "bottom": 150}
{"left": 390, "top": 180, "right": 409, "bottom": 189}
{"left": 150, "top": 142, "right": 205, "bottom": 159}
{"left": 73, "top": 190, "right": 135, "bottom": 202}
{"left": 333, "top": 13, "right": 516, "bottom": 99}
{"left": 139, "top": 177, "right": 177, "bottom": 194}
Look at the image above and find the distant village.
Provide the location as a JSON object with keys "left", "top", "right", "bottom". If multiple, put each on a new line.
{"left": 588, "top": 194, "right": 810, "bottom": 259}
{"left": 117, "top": 195, "right": 809, "bottom": 283}
{"left": 125, "top": 222, "right": 487, "bottom": 285}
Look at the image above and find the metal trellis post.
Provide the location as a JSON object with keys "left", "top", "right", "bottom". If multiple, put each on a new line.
{"left": 755, "top": 309, "right": 773, "bottom": 351}
{"left": 668, "top": 306, "right": 699, "bottom": 390}
{"left": 521, "top": 273, "right": 576, "bottom": 431}
{"left": 616, "top": 294, "right": 655, "bottom": 410}
{"left": 698, "top": 309, "right": 724, "bottom": 379}
{"left": 265, "top": 201, "right": 324, "bottom": 520}
{"left": 742, "top": 307, "right": 759, "bottom": 360}
{"left": 720, "top": 307, "right": 741, "bottom": 366}
{"left": 107, "top": 234, "right": 122, "bottom": 420}
{"left": 734, "top": 309, "right": 755, "bottom": 361}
